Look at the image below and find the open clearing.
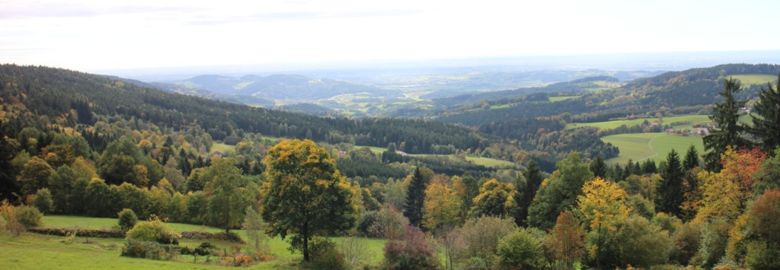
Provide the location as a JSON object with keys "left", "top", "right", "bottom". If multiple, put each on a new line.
{"left": 0, "top": 215, "right": 385, "bottom": 270}
{"left": 567, "top": 114, "right": 710, "bottom": 130}
{"left": 601, "top": 132, "right": 704, "bottom": 164}
{"left": 731, "top": 74, "right": 777, "bottom": 86}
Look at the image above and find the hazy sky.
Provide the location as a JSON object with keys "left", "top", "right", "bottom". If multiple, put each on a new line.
{"left": 2, "top": 0, "right": 779, "bottom": 72}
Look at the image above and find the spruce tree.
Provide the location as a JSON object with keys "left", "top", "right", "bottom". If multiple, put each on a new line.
{"left": 658, "top": 150, "right": 684, "bottom": 217}
{"left": 749, "top": 74, "right": 780, "bottom": 153}
{"left": 683, "top": 145, "right": 700, "bottom": 171}
{"left": 515, "top": 161, "right": 543, "bottom": 226}
{"left": 704, "top": 78, "right": 749, "bottom": 170}
{"left": 589, "top": 156, "right": 607, "bottom": 178}
{"left": 404, "top": 167, "right": 431, "bottom": 228}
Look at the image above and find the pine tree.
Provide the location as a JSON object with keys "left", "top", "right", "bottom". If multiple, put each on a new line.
{"left": 589, "top": 156, "right": 607, "bottom": 178}
{"left": 404, "top": 167, "right": 431, "bottom": 228}
{"left": 683, "top": 145, "right": 700, "bottom": 171}
{"left": 749, "top": 74, "right": 780, "bottom": 153}
{"left": 704, "top": 78, "right": 750, "bottom": 170}
{"left": 658, "top": 150, "right": 684, "bottom": 216}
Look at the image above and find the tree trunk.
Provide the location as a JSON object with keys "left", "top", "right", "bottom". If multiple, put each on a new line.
{"left": 303, "top": 222, "right": 310, "bottom": 262}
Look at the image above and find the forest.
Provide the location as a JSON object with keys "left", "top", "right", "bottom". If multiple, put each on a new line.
{"left": 1, "top": 64, "right": 780, "bottom": 270}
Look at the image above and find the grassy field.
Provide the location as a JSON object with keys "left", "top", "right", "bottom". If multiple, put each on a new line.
{"left": 731, "top": 74, "right": 777, "bottom": 86}
{"left": 1, "top": 215, "right": 386, "bottom": 270}
{"left": 548, "top": 95, "right": 580, "bottom": 102}
{"left": 567, "top": 114, "right": 710, "bottom": 130}
{"left": 464, "top": 156, "right": 516, "bottom": 168}
{"left": 601, "top": 132, "right": 704, "bottom": 164}
{"left": 356, "top": 145, "right": 515, "bottom": 168}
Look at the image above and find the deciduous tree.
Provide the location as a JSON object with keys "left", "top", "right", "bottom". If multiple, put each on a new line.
{"left": 261, "top": 139, "right": 357, "bottom": 262}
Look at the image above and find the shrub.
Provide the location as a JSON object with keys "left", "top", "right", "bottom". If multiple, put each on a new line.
{"left": 357, "top": 210, "right": 378, "bottom": 237}
{"left": 15, "top": 205, "right": 43, "bottom": 228}
{"left": 383, "top": 226, "right": 440, "bottom": 270}
{"left": 33, "top": 188, "right": 54, "bottom": 214}
{"left": 370, "top": 206, "right": 409, "bottom": 239}
{"left": 117, "top": 208, "right": 138, "bottom": 232}
{"left": 451, "top": 216, "right": 516, "bottom": 261}
{"left": 125, "top": 218, "right": 180, "bottom": 244}
{"left": 121, "top": 239, "right": 177, "bottom": 260}
{"left": 339, "top": 236, "right": 370, "bottom": 269}
{"left": 310, "top": 246, "right": 347, "bottom": 270}
{"left": 496, "top": 228, "right": 547, "bottom": 270}
{"left": 0, "top": 201, "right": 25, "bottom": 235}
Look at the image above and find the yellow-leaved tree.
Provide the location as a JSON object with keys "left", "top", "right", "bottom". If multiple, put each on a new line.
{"left": 260, "top": 139, "right": 357, "bottom": 262}
{"left": 423, "top": 179, "right": 462, "bottom": 232}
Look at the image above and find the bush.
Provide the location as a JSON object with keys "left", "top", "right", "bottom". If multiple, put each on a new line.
{"left": 117, "top": 208, "right": 138, "bottom": 232}
{"left": 125, "top": 218, "right": 180, "bottom": 244}
{"left": 15, "top": 205, "right": 43, "bottom": 228}
{"left": 0, "top": 201, "right": 25, "bottom": 235}
{"left": 451, "top": 216, "right": 516, "bottom": 261}
{"left": 496, "top": 229, "right": 547, "bottom": 270}
{"left": 383, "top": 226, "right": 440, "bottom": 270}
{"left": 33, "top": 188, "right": 54, "bottom": 214}
{"left": 370, "top": 206, "right": 409, "bottom": 239}
{"left": 121, "top": 239, "right": 178, "bottom": 260}
{"left": 310, "top": 246, "right": 347, "bottom": 270}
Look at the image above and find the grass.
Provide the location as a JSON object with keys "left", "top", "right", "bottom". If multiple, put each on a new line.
{"left": 601, "top": 132, "right": 704, "bottom": 164}
{"left": 0, "top": 215, "right": 387, "bottom": 270}
{"left": 43, "top": 215, "right": 222, "bottom": 233}
{"left": 567, "top": 114, "right": 711, "bottom": 130}
{"left": 731, "top": 74, "right": 777, "bottom": 87}
{"left": 465, "top": 156, "right": 516, "bottom": 168}
{"left": 548, "top": 95, "right": 580, "bottom": 102}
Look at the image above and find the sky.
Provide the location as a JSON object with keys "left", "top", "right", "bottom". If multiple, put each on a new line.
{"left": 2, "top": 0, "right": 780, "bottom": 72}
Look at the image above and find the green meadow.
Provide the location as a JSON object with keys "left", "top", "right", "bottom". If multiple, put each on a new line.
{"left": 0, "top": 215, "right": 386, "bottom": 270}
{"left": 601, "top": 132, "right": 704, "bottom": 164}
{"left": 567, "top": 114, "right": 711, "bottom": 130}
{"left": 731, "top": 74, "right": 777, "bottom": 86}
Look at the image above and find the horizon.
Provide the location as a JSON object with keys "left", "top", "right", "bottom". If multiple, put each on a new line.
{"left": 3, "top": 0, "right": 780, "bottom": 74}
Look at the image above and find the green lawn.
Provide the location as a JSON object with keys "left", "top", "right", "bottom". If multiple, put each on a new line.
{"left": 567, "top": 114, "right": 711, "bottom": 130}
{"left": 1, "top": 215, "right": 386, "bottom": 269}
{"left": 731, "top": 74, "right": 777, "bottom": 87}
{"left": 601, "top": 132, "right": 704, "bottom": 164}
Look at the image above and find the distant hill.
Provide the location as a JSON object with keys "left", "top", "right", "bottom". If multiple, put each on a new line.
{"left": 164, "top": 74, "right": 402, "bottom": 104}
{"left": 276, "top": 103, "right": 336, "bottom": 116}
{"left": 0, "top": 64, "right": 485, "bottom": 154}
{"left": 433, "top": 64, "right": 780, "bottom": 132}
{"left": 433, "top": 75, "right": 622, "bottom": 108}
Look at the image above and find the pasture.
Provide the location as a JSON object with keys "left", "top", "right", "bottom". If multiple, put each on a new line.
{"left": 601, "top": 132, "right": 704, "bottom": 164}
{"left": 567, "top": 114, "right": 710, "bottom": 130}
{"left": 731, "top": 74, "right": 777, "bottom": 87}
{"left": 0, "top": 215, "right": 386, "bottom": 270}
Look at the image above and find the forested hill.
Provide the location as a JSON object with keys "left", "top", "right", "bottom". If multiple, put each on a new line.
{"left": 0, "top": 64, "right": 484, "bottom": 154}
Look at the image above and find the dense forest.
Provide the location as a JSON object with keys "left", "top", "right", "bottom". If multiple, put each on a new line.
{"left": 2, "top": 64, "right": 780, "bottom": 270}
